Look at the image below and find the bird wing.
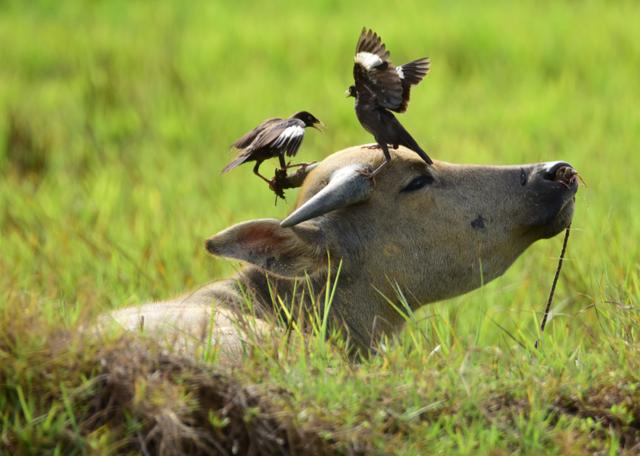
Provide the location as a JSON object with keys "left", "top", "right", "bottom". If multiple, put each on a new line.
{"left": 251, "top": 119, "right": 306, "bottom": 157}
{"left": 353, "top": 28, "right": 403, "bottom": 110}
{"left": 231, "top": 117, "right": 281, "bottom": 149}
{"left": 393, "top": 57, "right": 430, "bottom": 113}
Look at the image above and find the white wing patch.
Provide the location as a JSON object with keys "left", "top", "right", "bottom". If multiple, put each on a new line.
{"left": 355, "top": 52, "right": 383, "bottom": 70}
{"left": 395, "top": 65, "right": 404, "bottom": 79}
{"left": 273, "top": 125, "right": 304, "bottom": 147}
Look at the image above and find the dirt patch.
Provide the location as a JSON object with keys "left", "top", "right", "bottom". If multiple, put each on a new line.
{"left": 0, "top": 316, "right": 353, "bottom": 456}
{"left": 553, "top": 382, "right": 640, "bottom": 451}
{"left": 83, "top": 341, "right": 340, "bottom": 455}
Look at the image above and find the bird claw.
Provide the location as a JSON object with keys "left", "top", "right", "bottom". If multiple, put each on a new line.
{"left": 267, "top": 163, "right": 317, "bottom": 202}
{"left": 293, "top": 162, "right": 314, "bottom": 174}
{"left": 356, "top": 167, "right": 377, "bottom": 184}
{"left": 364, "top": 144, "right": 381, "bottom": 150}
{"left": 358, "top": 157, "right": 391, "bottom": 183}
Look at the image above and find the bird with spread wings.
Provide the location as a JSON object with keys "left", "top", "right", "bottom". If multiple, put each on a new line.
{"left": 347, "top": 28, "right": 432, "bottom": 177}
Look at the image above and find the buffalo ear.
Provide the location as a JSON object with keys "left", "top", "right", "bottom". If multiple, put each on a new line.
{"left": 205, "top": 218, "right": 326, "bottom": 278}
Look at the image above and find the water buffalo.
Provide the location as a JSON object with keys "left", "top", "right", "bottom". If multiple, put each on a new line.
{"left": 105, "top": 145, "right": 578, "bottom": 357}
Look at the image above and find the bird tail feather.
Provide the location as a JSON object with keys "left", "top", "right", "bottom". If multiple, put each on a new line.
{"left": 222, "top": 155, "right": 249, "bottom": 173}
{"left": 398, "top": 126, "right": 433, "bottom": 165}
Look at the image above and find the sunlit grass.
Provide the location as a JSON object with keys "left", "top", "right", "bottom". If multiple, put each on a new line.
{"left": 1, "top": 0, "right": 639, "bottom": 453}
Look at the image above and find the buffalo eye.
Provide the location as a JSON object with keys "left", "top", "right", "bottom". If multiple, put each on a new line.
{"left": 401, "top": 174, "right": 434, "bottom": 193}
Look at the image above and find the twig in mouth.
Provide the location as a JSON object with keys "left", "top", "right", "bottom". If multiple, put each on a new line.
{"left": 535, "top": 223, "right": 571, "bottom": 349}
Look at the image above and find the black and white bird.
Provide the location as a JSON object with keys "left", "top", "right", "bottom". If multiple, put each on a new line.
{"left": 223, "top": 111, "right": 323, "bottom": 183}
{"left": 347, "top": 28, "right": 432, "bottom": 177}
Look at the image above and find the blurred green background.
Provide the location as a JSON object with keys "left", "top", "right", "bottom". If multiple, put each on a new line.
{"left": 1, "top": 1, "right": 640, "bottom": 453}
{"left": 1, "top": 0, "right": 638, "bottom": 322}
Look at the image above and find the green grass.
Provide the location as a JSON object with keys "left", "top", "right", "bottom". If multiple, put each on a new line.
{"left": 1, "top": 0, "right": 639, "bottom": 453}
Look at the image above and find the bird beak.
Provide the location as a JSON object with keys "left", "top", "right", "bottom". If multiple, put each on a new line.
{"left": 344, "top": 89, "right": 351, "bottom": 97}
{"left": 313, "top": 121, "right": 325, "bottom": 132}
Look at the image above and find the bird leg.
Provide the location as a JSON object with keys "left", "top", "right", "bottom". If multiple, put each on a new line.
{"left": 252, "top": 162, "right": 272, "bottom": 184}
{"left": 358, "top": 143, "right": 392, "bottom": 180}
{"left": 278, "top": 154, "right": 287, "bottom": 171}
{"left": 285, "top": 161, "right": 316, "bottom": 169}
{"left": 282, "top": 154, "right": 315, "bottom": 170}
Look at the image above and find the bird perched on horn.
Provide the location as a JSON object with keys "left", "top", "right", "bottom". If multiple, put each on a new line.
{"left": 223, "top": 111, "right": 323, "bottom": 187}
{"left": 347, "top": 27, "right": 432, "bottom": 177}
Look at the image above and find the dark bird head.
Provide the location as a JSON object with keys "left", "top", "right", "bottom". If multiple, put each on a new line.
{"left": 345, "top": 85, "right": 356, "bottom": 98}
{"left": 292, "top": 111, "right": 324, "bottom": 130}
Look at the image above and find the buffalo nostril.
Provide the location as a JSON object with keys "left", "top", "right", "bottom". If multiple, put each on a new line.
{"left": 554, "top": 166, "right": 578, "bottom": 187}
{"left": 544, "top": 163, "right": 578, "bottom": 187}
{"left": 543, "top": 161, "right": 574, "bottom": 179}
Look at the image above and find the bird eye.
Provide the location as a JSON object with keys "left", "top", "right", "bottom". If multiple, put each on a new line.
{"left": 401, "top": 174, "right": 434, "bottom": 192}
